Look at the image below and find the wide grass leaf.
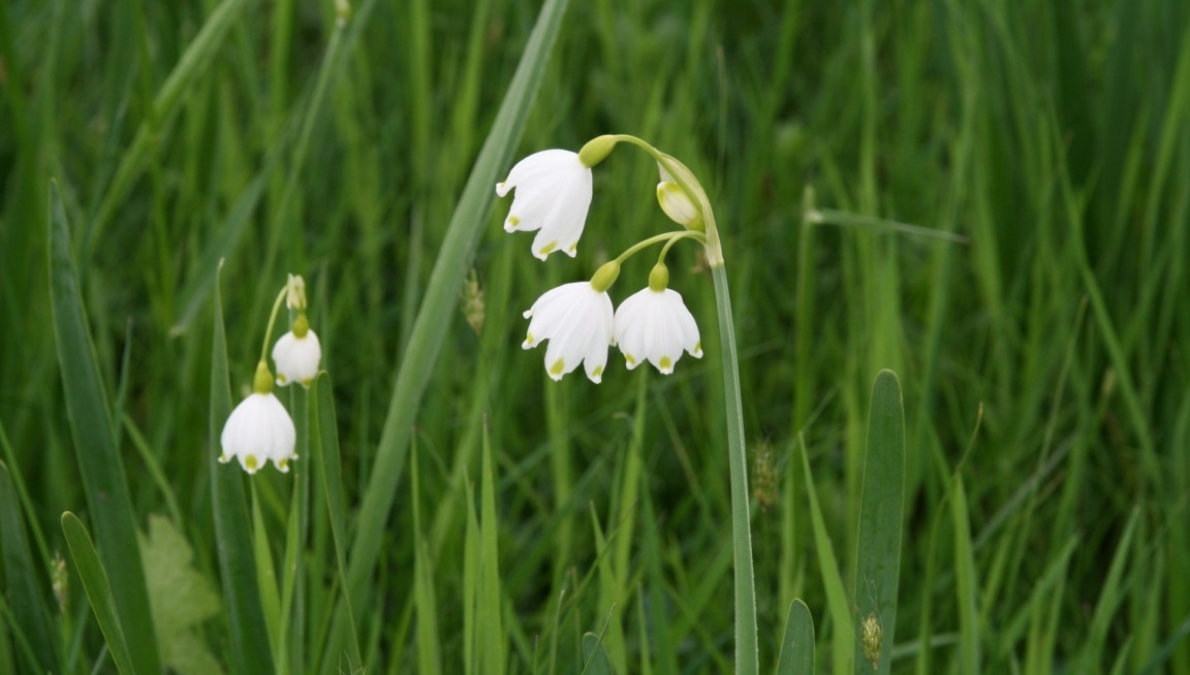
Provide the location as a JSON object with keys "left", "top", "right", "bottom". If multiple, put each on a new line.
{"left": 776, "top": 599, "right": 815, "bottom": 675}
{"left": 0, "top": 462, "right": 60, "bottom": 674}
{"left": 61, "top": 512, "right": 138, "bottom": 675}
{"left": 853, "top": 370, "right": 905, "bottom": 675}
{"left": 48, "top": 181, "right": 160, "bottom": 674}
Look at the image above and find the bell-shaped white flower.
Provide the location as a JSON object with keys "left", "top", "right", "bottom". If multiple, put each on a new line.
{"left": 496, "top": 149, "right": 593, "bottom": 261}
{"left": 220, "top": 362, "right": 297, "bottom": 474}
{"left": 272, "top": 313, "right": 321, "bottom": 387}
{"left": 522, "top": 267, "right": 618, "bottom": 383}
{"left": 613, "top": 264, "right": 702, "bottom": 374}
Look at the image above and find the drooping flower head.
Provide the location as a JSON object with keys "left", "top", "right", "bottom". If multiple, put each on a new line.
{"left": 272, "top": 313, "right": 321, "bottom": 387}
{"left": 614, "top": 263, "right": 702, "bottom": 374}
{"left": 522, "top": 261, "right": 619, "bottom": 383}
{"left": 220, "top": 361, "right": 298, "bottom": 473}
{"left": 496, "top": 137, "right": 617, "bottom": 261}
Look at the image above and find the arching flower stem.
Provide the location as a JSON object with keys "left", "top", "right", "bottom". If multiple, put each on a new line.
{"left": 611, "top": 230, "right": 705, "bottom": 266}
{"left": 259, "top": 286, "right": 291, "bottom": 364}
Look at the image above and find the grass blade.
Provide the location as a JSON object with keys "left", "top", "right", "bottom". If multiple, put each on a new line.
{"left": 853, "top": 370, "right": 905, "bottom": 674}
{"left": 776, "top": 599, "right": 815, "bottom": 675}
{"left": 338, "top": 0, "right": 573, "bottom": 652}
{"left": 0, "top": 462, "right": 60, "bottom": 674}
{"left": 581, "top": 632, "right": 614, "bottom": 675}
{"left": 478, "top": 419, "right": 505, "bottom": 675}
{"left": 47, "top": 181, "right": 160, "bottom": 674}
{"left": 309, "top": 372, "right": 361, "bottom": 666}
{"left": 209, "top": 260, "right": 275, "bottom": 675}
{"left": 799, "top": 433, "right": 853, "bottom": 675}
{"left": 60, "top": 512, "right": 137, "bottom": 675}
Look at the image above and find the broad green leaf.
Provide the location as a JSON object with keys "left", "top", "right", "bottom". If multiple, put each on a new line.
{"left": 139, "top": 514, "right": 224, "bottom": 675}
{"left": 209, "top": 261, "right": 275, "bottom": 675}
{"left": 61, "top": 512, "right": 138, "bottom": 675}
{"left": 48, "top": 181, "right": 160, "bottom": 674}
{"left": 776, "top": 599, "right": 815, "bottom": 675}
{"left": 0, "top": 462, "right": 60, "bottom": 674}
{"left": 478, "top": 421, "right": 505, "bottom": 675}
{"left": 853, "top": 370, "right": 905, "bottom": 675}
{"left": 333, "top": 0, "right": 574, "bottom": 664}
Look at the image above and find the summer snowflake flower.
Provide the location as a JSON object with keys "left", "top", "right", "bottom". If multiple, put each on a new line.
{"left": 272, "top": 316, "right": 321, "bottom": 387}
{"left": 656, "top": 164, "right": 701, "bottom": 228}
{"left": 614, "top": 267, "right": 702, "bottom": 374}
{"left": 220, "top": 362, "right": 297, "bottom": 474}
{"left": 523, "top": 281, "right": 614, "bottom": 383}
{"left": 496, "top": 149, "right": 593, "bottom": 261}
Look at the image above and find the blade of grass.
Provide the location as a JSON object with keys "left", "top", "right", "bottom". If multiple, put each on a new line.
{"left": 336, "top": 0, "right": 573, "bottom": 656}
{"left": 799, "top": 433, "right": 854, "bottom": 675}
{"left": 412, "top": 440, "right": 443, "bottom": 674}
{"left": 309, "top": 372, "right": 361, "bottom": 666}
{"left": 580, "top": 632, "right": 614, "bottom": 675}
{"left": 209, "top": 260, "right": 275, "bottom": 675}
{"left": 47, "top": 181, "right": 160, "bottom": 675}
{"left": 60, "top": 512, "right": 137, "bottom": 675}
{"left": 85, "top": 0, "right": 250, "bottom": 256}
{"left": 776, "top": 599, "right": 815, "bottom": 675}
{"left": 950, "top": 475, "right": 980, "bottom": 674}
{"left": 250, "top": 482, "right": 283, "bottom": 671}
{"left": 0, "top": 462, "right": 60, "bottom": 674}
{"left": 853, "top": 370, "right": 905, "bottom": 675}
{"left": 478, "top": 418, "right": 505, "bottom": 675}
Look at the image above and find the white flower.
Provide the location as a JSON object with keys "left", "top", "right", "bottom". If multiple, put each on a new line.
{"left": 614, "top": 286, "right": 702, "bottom": 374}
{"left": 219, "top": 392, "right": 297, "bottom": 474}
{"left": 272, "top": 327, "right": 321, "bottom": 387}
{"left": 496, "top": 149, "right": 593, "bottom": 261}
{"left": 522, "top": 281, "right": 614, "bottom": 383}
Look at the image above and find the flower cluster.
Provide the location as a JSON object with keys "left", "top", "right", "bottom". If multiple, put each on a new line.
{"left": 219, "top": 274, "right": 323, "bottom": 474}
{"left": 496, "top": 136, "right": 708, "bottom": 383}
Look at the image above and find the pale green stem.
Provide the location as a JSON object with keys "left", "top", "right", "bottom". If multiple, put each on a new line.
{"left": 711, "top": 262, "right": 759, "bottom": 675}
{"left": 612, "top": 230, "right": 705, "bottom": 265}
{"left": 259, "top": 286, "right": 291, "bottom": 364}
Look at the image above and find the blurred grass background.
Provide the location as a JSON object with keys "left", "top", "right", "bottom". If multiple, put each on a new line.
{"left": 2, "top": 0, "right": 1189, "bottom": 672}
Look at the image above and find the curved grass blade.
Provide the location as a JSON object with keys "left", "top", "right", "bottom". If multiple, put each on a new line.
{"left": 209, "top": 261, "right": 275, "bottom": 675}
{"left": 61, "top": 512, "right": 137, "bottom": 675}
{"left": 48, "top": 181, "right": 160, "bottom": 674}
{"left": 0, "top": 462, "right": 60, "bottom": 674}
{"left": 776, "top": 599, "right": 815, "bottom": 675}
{"left": 331, "top": 0, "right": 574, "bottom": 660}
{"left": 853, "top": 370, "right": 905, "bottom": 675}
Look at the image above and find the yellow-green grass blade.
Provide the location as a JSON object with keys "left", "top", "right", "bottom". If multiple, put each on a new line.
{"left": 338, "top": 0, "right": 573, "bottom": 651}
{"left": 47, "top": 181, "right": 160, "bottom": 674}
{"left": 60, "top": 512, "right": 137, "bottom": 675}
{"left": 950, "top": 476, "right": 980, "bottom": 674}
{"left": 411, "top": 440, "right": 442, "bottom": 674}
{"left": 776, "top": 599, "right": 815, "bottom": 675}
{"left": 209, "top": 261, "right": 276, "bottom": 675}
{"left": 799, "top": 434, "right": 853, "bottom": 675}
{"left": 0, "top": 462, "right": 60, "bottom": 674}
{"left": 853, "top": 370, "right": 905, "bottom": 675}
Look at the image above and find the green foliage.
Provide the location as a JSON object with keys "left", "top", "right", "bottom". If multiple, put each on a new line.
{"left": 138, "top": 514, "right": 225, "bottom": 675}
{"left": 3, "top": 0, "right": 1189, "bottom": 673}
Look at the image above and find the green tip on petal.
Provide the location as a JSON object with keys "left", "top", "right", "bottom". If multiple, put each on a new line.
{"left": 252, "top": 361, "right": 274, "bottom": 394}
{"left": 549, "top": 358, "right": 566, "bottom": 377}
{"left": 245, "top": 455, "right": 259, "bottom": 472}
{"left": 589, "top": 260, "right": 621, "bottom": 293}
{"left": 694, "top": 341, "right": 702, "bottom": 356}
{"left": 625, "top": 354, "right": 636, "bottom": 366}
{"left": 591, "top": 365, "right": 603, "bottom": 379}
{"left": 659, "top": 356, "right": 673, "bottom": 371}
{"left": 538, "top": 241, "right": 558, "bottom": 256}
{"left": 525, "top": 332, "right": 535, "bottom": 346}
{"left": 277, "top": 458, "right": 289, "bottom": 471}
{"left": 578, "top": 135, "right": 618, "bottom": 167}
{"left": 218, "top": 453, "right": 230, "bottom": 464}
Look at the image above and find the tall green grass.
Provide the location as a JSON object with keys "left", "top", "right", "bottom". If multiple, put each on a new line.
{"left": 2, "top": 0, "right": 1188, "bottom": 673}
